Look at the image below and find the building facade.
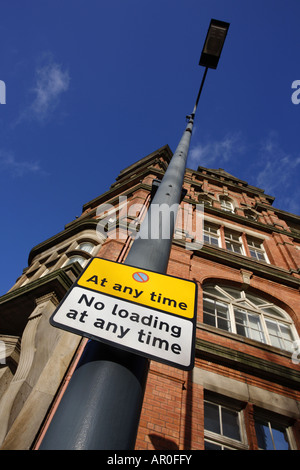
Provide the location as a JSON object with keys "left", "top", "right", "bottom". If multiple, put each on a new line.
{"left": 0, "top": 145, "right": 300, "bottom": 450}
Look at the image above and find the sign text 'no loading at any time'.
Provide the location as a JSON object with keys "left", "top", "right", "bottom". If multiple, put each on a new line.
{"left": 50, "top": 258, "right": 197, "bottom": 370}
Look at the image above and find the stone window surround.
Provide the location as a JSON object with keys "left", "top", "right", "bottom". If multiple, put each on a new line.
{"left": 15, "top": 230, "right": 102, "bottom": 290}
{"left": 204, "top": 391, "right": 249, "bottom": 450}
{"left": 194, "top": 367, "right": 299, "bottom": 449}
{"left": 201, "top": 285, "right": 298, "bottom": 353}
{"left": 219, "top": 195, "right": 235, "bottom": 213}
{"left": 196, "top": 189, "right": 262, "bottom": 221}
{"left": 204, "top": 215, "right": 270, "bottom": 263}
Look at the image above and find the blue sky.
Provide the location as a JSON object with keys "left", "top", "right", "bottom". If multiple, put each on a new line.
{"left": 1, "top": 0, "right": 300, "bottom": 295}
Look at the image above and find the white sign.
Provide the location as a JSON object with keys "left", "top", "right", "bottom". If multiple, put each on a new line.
{"left": 51, "top": 285, "right": 195, "bottom": 370}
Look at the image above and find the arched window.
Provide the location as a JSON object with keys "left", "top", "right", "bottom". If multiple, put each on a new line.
{"left": 77, "top": 241, "right": 95, "bottom": 253}
{"left": 198, "top": 194, "right": 213, "bottom": 207}
{"left": 219, "top": 196, "right": 234, "bottom": 213}
{"left": 64, "top": 255, "right": 86, "bottom": 267}
{"left": 203, "top": 285, "right": 297, "bottom": 353}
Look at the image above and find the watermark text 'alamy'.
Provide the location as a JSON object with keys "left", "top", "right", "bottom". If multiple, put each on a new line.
{"left": 96, "top": 196, "right": 204, "bottom": 250}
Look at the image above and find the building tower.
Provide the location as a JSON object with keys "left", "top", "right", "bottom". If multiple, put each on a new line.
{"left": 0, "top": 145, "right": 299, "bottom": 450}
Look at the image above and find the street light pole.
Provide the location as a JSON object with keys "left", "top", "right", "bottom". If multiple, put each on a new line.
{"left": 38, "top": 91, "right": 203, "bottom": 451}
{"left": 39, "top": 19, "right": 229, "bottom": 451}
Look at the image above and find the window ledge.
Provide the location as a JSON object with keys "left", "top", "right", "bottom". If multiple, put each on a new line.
{"left": 204, "top": 430, "right": 249, "bottom": 450}
{"left": 179, "top": 241, "right": 300, "bottom": 288}
{"left": 195, "top": 325, "right": 300, "bottom": 389}
{"left": 197, "top": 322, "right": 292, "bottom": 360}
{"left": 203, "top": 242, "right": 269, "bottom": 266}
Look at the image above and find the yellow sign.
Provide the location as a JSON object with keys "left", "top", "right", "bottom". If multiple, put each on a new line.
{"left": 77, "top": 258, "right": 196, "bottom": 319}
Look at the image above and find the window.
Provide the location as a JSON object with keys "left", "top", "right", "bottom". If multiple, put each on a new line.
{"left": 244, "top": 209, "right": 257, "bottom": 221}
{"left": 63, "top": 239, "right": 98, "bottom": 269}
{"left": 78, "top": 242, "right": 95, "bottom": 253}
{"left": 247, "top": 237, "right": 267, "bottom": 262}
{"left": 264, "top": 317, "right": 295, "bottom": 351}
{"left": 204, "top": 394, "right": 247, "bottom": 450}
{"left": 220, "top": 197, "right": 234, "bottom": 213}
{"left": 198, "top": 194, "right": 213, "bottom": 206}
{"left": 224, "top": 229, "right": 244, "bottom": 254}
{"left": 202, "top": 285, "right": 297, "bottom": 353}
{"left": 234, "top": 307, "right": 265, "bottom": 343}
{"left": 204, "top": 393, "right": 295, "bottom": 450}
{"left": 254, "top": 410, "right": 293, "bottom": 450}
{"left": 202, "top": 222, "right": 269, "bottom": 263}
{"left": 203, "top": 223, "right": 220, "bottom": 247}
{"left": 203, "top": 297, "right": 231, "bottom": 331}
{"left": 64, "top": 255, "right": 86, "bottom": 267}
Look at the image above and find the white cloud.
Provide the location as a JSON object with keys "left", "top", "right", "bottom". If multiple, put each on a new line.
{"left": 187, "top": 130, "right": 300, "bottom": 215}
{"left": 188, "top": 132, "right": 244, "bottom": 168}
{"left": 17, "top": 61, "right": 70, "bottom": 124}
{"left": 256, "top": 132, "right": 300, "bottom": 192}
{"left": 0, "top": 149, "right": 44, "bottom": 177}
{"left": 255, "top": 131, "right": 300, "bottom": 214}
{"left": 31, "top": 62, "right": 70, "bottom": 120}
{"left": 280, "top": 191, "right": 300, "bottom": 216}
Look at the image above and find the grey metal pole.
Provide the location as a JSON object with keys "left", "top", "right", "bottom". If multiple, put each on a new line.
{"left": 124, "top": 68, "right": 208, "bottom": 275}
{"left": 38, "top": 69, "right": 208, "bottom": 451}
{"left": 124, "top": 116, "right": 194, "bottom": 274}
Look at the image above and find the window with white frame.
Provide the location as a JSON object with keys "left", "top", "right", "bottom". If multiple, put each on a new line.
{"left": 224, "top": 229, "right": 244, "bottom": 254}
{"left": 247, "top": 237, "right": 267, "bottom": 262}
{"left": 202, "top": 285, "right": 297, "bottom": 353}
{"left": 202, "top": 223, "right": 269, "bottom": 263}
{"left": 254, "top": 409, "right": 294, "bottom": 450}
{"left": 77, "top": 241, "right": 96, "bottom": 253}
{"left": 204, "top": 393, "right": 247, "bottom": 450}
{"left": 64, "top": 255, "right": 86, "bottom": 267}
{"left": 203, "top": 296, "right": 231, "bottom": 331}
{"left": 63, "top": 239, "right": 99, "bottom": 269}
{"left": 203, "top": 223, "right": 220, "bottom": 247}
{"left": 220, "top": 197, "right": 234, "bottom": 213}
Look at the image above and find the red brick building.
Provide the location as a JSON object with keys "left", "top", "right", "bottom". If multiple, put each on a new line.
{"left": 0, "top": 145, "right": 300, "bottom": 450}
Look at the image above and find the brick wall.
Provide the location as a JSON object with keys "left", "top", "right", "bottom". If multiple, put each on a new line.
{"left": 95, "top": 156, "right": 300, "bottom": 450}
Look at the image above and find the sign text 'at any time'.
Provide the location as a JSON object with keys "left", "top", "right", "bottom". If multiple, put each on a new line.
{"left": 77, "top": 258, "right": 196, "bottom": 318}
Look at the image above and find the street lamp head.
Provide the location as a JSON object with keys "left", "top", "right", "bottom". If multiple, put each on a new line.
{"left": 199, "top": 19, "right": 230, "bottom": 69}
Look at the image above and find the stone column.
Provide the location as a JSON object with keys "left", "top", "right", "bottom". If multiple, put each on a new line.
{"left": 0, "top": 292, "right": 81, "bottom": 450}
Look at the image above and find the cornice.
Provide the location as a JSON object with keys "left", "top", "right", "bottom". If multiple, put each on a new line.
{"left": 181, "top": 195, "right": 300, "bottom": 241}
{"left": 0, "top": 263, "right": 82, "bottom": 336}
{"left": 256, "top": 201, "right": 300, "bottom": 224}
{"left": 173, "top": 239, "right": 300, "bottom": 289}
{"left": 75, "top": 182, "right": 153, "bottom": 226}
{"left": 195, "top": 336, "right": 300, "bottom": 390}
{"left": 115, "top": 145, "right": 172, "bottom": 181}
{"left": 28, "top": 219, "right": 98, "bottom": 265}
{"left": 190, "top": 166, "right": 275, "bottom": 202}
{"left": 82, "top": 168, "right": 165, "bottom": 212}
{"left": 0, "top": 264, "right": 81, "bottom": 305}
{"left": 82, "top": 146, "right": 172, "bottom": 212}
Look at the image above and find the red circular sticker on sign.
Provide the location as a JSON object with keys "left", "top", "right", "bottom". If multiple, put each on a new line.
{"left": 132, "top": 272, "right": 149, "bottom": 283}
